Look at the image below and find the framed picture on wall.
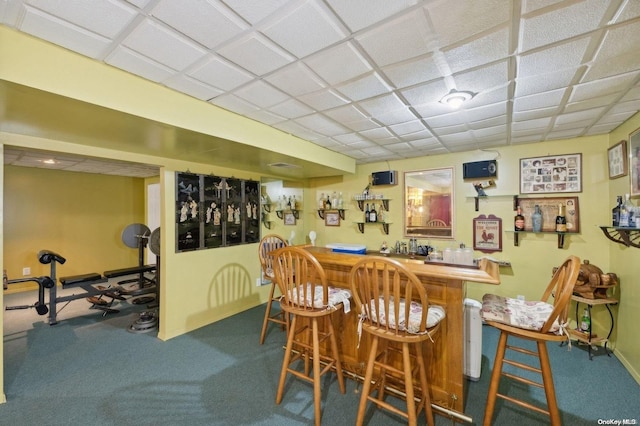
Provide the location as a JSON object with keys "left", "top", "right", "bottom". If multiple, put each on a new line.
{"left": 608, "top": 140, "right": 628, "bottom": 179}
{"left": 519, "top": 153, "right": 581, "bottom": 194}
{"left": 324, "top": 211, "right": 340, "bottom": 226}
{"left": 629, "top": 128, "right": 640, "bottom": 197}
{"left": 472, "top": 214, "right": 502, "bottom": 253}
{"left": 284, "top": 212, "right": 296, "bottom": 226}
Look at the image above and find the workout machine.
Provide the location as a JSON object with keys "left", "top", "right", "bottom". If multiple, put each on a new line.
{"left": 128, "top": 227, "right": 161, "bottom": 334}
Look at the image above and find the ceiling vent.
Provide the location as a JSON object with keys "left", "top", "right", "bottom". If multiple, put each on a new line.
{"left": 268, "top": 162, "right": 301, "bottom": 169}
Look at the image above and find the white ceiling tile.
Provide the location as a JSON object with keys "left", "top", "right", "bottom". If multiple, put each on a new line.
{"left": 464, "top": 86, "right": 509, "bottom": 108}
{"left": 521, "top": 0, "right": 564, "bottom": 15}
{"left": 217, "top": 32, "right": 295, "bottom": 75}
{"left": 333, "top": 133, "right": 367, "bottom": 144}
{"left": 297, "top": 89, "right": 349, "bottom": 110}
{"left": 26, "top": 0, "right": 137, "bottom": 38}
{"left": 335, "top": 72, "right": 391, "bottom": 102}
{"left": 269, "top": 99, "right": 315, "bottom": 119}
{"left": 572, "top": 71, "right": 639, "bottom": 102}
{"left": 465, "top": 102, "right": 507, "bottom": 122}
{"left": 408, "top": 138, "right": 441, "bottom": 149}
{"left": 431, "top": 123, "right": 469, "bottom": 136}
{"left": 20, "top": 6, "right": 112, "bottom": 58}
{"left": 323, "top": 105, "right": 368, "bottom": 122}
{"left": 467, "top": 115, "right": 507, "bottom": 130}
{"left": 208, "top": 93, "right": 260, "bottom": 115}
{"left": 453, "top": 61, "right": 509, "bottom": 93}
{"left": 520, "top": 0, "right": 609, "bottom": 51}
{"left": 388, "top": 120, "right": 426, "bottom": 136}
{"left": 358, "top": 127, "right": 394, "bottom": 140}
{"left": 611, "top": 0, "right": 640, "bottom": 23}
{"left": 514, "top": 88, "right": 565, "bottom": 112}
{"left": 152, "top": 0, "right": 247, "bottom": 49}
{"left": 515, "top": 68, "right": 578, "bottom": 97}
{"left": 233, "top": 80, "right": 289, "bottom": 109}
{"left": 304, "top": 41, "right": 372, "bottom": 85}
{"left": 382, "top": 54, "right": 442, "bottom": 89}
{"left": 326, "top": 0, "right": 418, "bottom": 32}
{"left": 355, "top": 11, "right": 433, "bottom": 67}
{"left": 555, "top": 107, "right": 606, "bottom": 125}
{"left": 383, "top": 142, "right": 415, "bottom": 152}
{"left": 373, "top": 108, "right": 419, "bottom": 126}
{"left": 594, "top": 110, "right": 637, "bottom": 126}
{"left": 400, "top": 79, "right": 449, "bottom": 106}
{"left": 444, "top": 26, "right": 509, "bottom": 74}
{"left": 295, "top": 114, "right": 349, "bottom": 136}
{"left": 242, "top": 109, "right": 286, "bottom": 125}
{"left": 564, "top": 94, "right": 621, "bottom": 114}
{"left": 265, "top": 62, "right": 326, "bottom": 96}
{"left": 188, "top": 55, "right": 254, "bottom": 91}
{"left": 222, "top": 0, "right": 291, "bottom": 25}
{"left": 426, "top": 0, "right": 510, "bottom": 47}
{"left": 513, "top": 107, "right": 557, "bottom": 122}
{"left": 106, "top": 46, "right": 175, "bottom": 82}
{"left": 358, "top": 93, "right": 407, "bottom": 117}
{"left": 261, "top": 1, "right": 346, "bottom": 58}
{"left": 124, "top": 0, "right": 151, "bottom": 9}
{"left": 342, "top": 119, "right": 380, "bottom": 132}
{"left": 163, "top": 75, "right": 223, "bottom": 100}
{"left": 400, "top": 130, "right": 435, "bottom": 142}
{"left": 123, "top": 19, "right": 207, "bottom": 71}
{"left": 608, "top": 99, "right": 640, "bottom": 116}
{"left": 511, "top": 117, "right": 552, "bottom": 131}
{"left": 546, "top": 128, "right": 584, "bottom": 139}
{"left": 518, "top": 37, "right": 590, "bottom": 78}
{"left": 472, "top": 124, "right": 507, "bottom": 139}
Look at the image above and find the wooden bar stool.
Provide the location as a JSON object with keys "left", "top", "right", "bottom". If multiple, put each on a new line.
{"left": 481, "top": 255, "right": 581, "bottom": 426}
{"left": 258, "top": 234, "right": 288, "bottom": 345}
{"left": 272, "top": 246, "right": 352, "bottom": 426}
{"left": 348, "top": 256, "right": 445, "bottom": 426}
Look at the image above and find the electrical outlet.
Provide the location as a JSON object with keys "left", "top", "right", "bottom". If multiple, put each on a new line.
{"left": 256, "top": 278, "right": 262, "bottom": 287}
{"left": 22, "top": 267, "right": 31, "bottom": 276}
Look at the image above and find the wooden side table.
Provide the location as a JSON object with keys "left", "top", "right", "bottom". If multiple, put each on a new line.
{"left": 567, "top": 294, "right": 618, "bottom": 360}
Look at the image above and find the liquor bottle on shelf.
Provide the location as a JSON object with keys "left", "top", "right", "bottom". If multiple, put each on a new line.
{"left": 532, "top": 205, "right": 542, "bottom": 232}
{"left": 580, "top": 308, "right": 591, "bottom": 333}
{"left": 325, "top": 195, "right": 332, "bottom": 210}
{"left": 338, "top": 192, "right": 344, "bottom": 209}
{"left": 365, "top": 203, "right": 370, "bottom": 222}
{"left": 331, "top": 191, "right": 338, "bottom": 209}
{"left": 612, "top": 195, "right": 623, "bottom": 227}
{"left": 369, "top": 204, "right": 377, "bottom": 222}
{"left": 555, "top": 204, "right": 567, "bottom": 233}
{"left": 514, "top": 206, "right": 525, "bottom": 231}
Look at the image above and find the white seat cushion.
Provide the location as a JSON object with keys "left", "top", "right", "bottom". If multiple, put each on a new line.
{"left": 288, "top": 284, "right": 351, "bottom": 310}
{"left": 368, "top": 297, "right": 445, "bottom": 334}
{"left": 481, "top": 293, "right": 561, "bottom": 334}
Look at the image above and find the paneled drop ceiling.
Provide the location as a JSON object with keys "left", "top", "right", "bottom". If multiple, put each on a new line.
{"left": 2, "top": 0, "right": 640, "bottom": 177}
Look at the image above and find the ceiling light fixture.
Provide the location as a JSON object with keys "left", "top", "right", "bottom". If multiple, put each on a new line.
{"left": 440, "top": 89, "right": 475, "bottom": 109}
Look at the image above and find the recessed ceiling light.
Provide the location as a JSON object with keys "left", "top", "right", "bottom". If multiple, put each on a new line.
{"left": 42, "top": 159, "right": 57, "bottom": 165}
{"left": 440, "top": 89, "right": 475, "bottom": 109}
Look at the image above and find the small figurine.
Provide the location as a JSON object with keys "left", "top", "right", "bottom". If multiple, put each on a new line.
{"left": 380, "top": 241, "right": 390, "bottom": 254}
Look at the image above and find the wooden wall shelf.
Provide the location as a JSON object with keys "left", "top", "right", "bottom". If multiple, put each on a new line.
{"left": 599, "top": 226, "right": 640, "bottom": 248}
{"left": 317, "top": 209, "right": 345, "bottom": 220}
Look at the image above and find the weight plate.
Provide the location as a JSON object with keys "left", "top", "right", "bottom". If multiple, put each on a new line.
{"left": 149, "top": 227, "right": 161, "bottom": 256}
{"left": 121, "top": 223, "right": 151, "bottom": 249}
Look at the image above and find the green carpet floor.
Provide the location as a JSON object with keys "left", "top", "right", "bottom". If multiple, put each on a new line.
{"left": 2, "top": 290, "right": 639, "bottom": 425}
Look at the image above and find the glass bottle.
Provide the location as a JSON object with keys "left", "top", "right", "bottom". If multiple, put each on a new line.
{"left": 514, "top": 206, "right": 525, "bottom": 231}
{"left": 623, "top": 193, "right": 634, "bottom": 227}
{"left": 580, "top": 308, "right": 591, "bottom": 333}
{"left": 555, "top": 204, "right": 567, "bottom": 233}
{"left": 365, "top": 203, "right": 370, "bottom": 222}
{"left": 532, "top": 205, "right": 542, "bottom": 232}
{"left": 612, "top": 195, "right": 622, "bottom": 227}
{"left": 369, "top": 204, "right": 377, "bottom": 222}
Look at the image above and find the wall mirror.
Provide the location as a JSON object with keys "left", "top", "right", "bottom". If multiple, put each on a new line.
{"left": 404, "top": 167, "right": 454, "bottom": 239}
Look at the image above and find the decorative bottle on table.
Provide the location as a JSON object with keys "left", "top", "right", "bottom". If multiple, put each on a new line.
{"left": 555, "top": 204, "right": 567, "bottom": 233}
{"left": 514, "top": 206, "right": 525, "bottom": 231}
{"left": 532, "top": 205, "right": 543, "bottom": 232}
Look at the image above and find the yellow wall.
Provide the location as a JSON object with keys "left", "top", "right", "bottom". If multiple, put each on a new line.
{"left": 605, "top": 111, "right": 640, "bottom": 382}
{"left": 3, "top": 166, "right": 144, "bottom": 290}
{"left": 305, "top": 130, "right": 639, "bottom": 384}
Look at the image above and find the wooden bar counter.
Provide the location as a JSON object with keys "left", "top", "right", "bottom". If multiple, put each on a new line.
{"left": 301, "top": 246, "right": 500, "bottom": 416}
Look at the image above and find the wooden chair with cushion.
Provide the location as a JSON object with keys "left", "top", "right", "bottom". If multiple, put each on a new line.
{"left": 258, "top": 234, "right": 288, "bottom": 344}
{"left": 348, "top": 256, "right": 446, "bottom": 426}
{"left": 481, "top": 255, "right": 581, "bottom": 426}
{"left": 272, "top": 246, "right": 352, "bottom": 426}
